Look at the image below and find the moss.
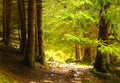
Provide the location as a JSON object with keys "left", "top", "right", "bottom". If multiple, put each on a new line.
{"left": 0, "top": 73, "right": 18, "bottom": 83}
{"left": 0, "top": 75, "right": 8, "bottom": 83}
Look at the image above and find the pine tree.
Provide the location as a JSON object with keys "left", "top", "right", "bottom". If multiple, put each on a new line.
{"left": 94, "top": 1, "right": 111, "bottom": 73}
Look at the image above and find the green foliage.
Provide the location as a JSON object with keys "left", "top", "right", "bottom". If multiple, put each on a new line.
{"left": 0, "top": 73, "right": 17, "bottom": 83}
{"left": 45, "top": 50, "right": 74, "bottom": 62}
{"left": 56, "top": 0, "right": 95, "bottom": 26}
{"left": 100, "top": 0, "right": 120, "bottom": 41}
{"left": 0, "top": 75, "right": 8, "bottom": 83}
{"left": 64, "top": 34, "right": 120, "bottom": 59}
{"left": 43, "top": 0, "right": 120, "bottom": 64}
{"left": 64, "top": 34, "right": 98, "bottom": 45}
{"left": 43, "top": 0, "right": 95, "bottom": 63}
{"left": 98, "top": 44, "right": 120, "bottom": 59}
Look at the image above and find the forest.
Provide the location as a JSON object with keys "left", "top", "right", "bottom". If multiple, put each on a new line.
{"left": 0, "top": 0, "right": 120, "bottom": 83}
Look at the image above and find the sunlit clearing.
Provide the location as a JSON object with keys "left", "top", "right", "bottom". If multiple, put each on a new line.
{"left": 45, "top": 50, "right": 74, "bottom": 63}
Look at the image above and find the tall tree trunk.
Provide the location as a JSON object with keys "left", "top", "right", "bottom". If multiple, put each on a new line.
{"left": 74, "top": 26, "right": 82, "bottom": 61}
{"left": 84, "top": 46, "right": 92, "bottom": 62}
{"left": 94, "top": 2, "right": 110, "bottom": 73}
{"left": 36, "top": 0, "right": 45, "bottom": 65}
{"left": 35, "top": 24, "right": 39, "bottom": 59}
{"left": 75, "top": 44, "right": 82, "bottom": 60}
{"left": 83, "top": 33, "right": 92, "bottom": 63}
{"left": 6, "top": 0, "right": 12, "bottom": 46}
{"left": 22, "top": 0, "right": 36, "bottom": 69}
{"left": 2, "top": 0, "right": 6, "bottom": 43}
{"left": 3, "top": 0, "right": 12, "bottom": 46}
{"left": 17, "top": 0, "right": 26, "bottom": 54}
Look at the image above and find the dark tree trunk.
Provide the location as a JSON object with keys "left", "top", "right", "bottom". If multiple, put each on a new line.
{"left": 2, "top": 0, "right": 6, "bottom": 43}
{"left": 22, "top": 0, "right": 36, "bottom": 69}
{"left": 94, "top": 2, "right": 111, "bottom": 73}
{"left": 35, "top": 23, "right": 39, "bottom": 59}
{"left": 84, "top": 46, "right": 92, "bottom": 63}
{"left": 36, "top": 0, "right": 46, "bottom": 65}
{"left": 3, "top": 0, "right": 12, "bottom": 46}
{"left": 17, "top": 0, "right": 26, "bottom": 54}
{"left": 75, "top": 44, "right": 82, "bottom": 60}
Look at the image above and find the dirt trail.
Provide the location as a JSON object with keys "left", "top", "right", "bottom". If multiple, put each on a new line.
{"left": 0, "top": 46, "right": 72, "bottom": 83}
{"left": 0, "top": 46, "right": 120, "bottom": 83}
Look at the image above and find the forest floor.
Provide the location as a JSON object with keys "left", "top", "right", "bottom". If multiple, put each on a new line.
{"left": 0, "top": 46, "right": 120, "bottom": 83}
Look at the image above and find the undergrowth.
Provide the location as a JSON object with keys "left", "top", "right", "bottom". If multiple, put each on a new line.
{"left": 0, "top": 74, "right": 8, "bottom": 83}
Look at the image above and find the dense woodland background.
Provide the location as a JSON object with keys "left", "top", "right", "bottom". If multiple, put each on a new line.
{"left": 0, "top": 0, "right": 120, "bottom": 82}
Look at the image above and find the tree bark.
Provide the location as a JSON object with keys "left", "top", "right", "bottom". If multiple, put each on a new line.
{"left": 22, "top": 0, "right": 36, "bottom": 69}
{"left": 84, "top": 46, "right": 92, "bottom": 63}
{"left": 35, "top": 23, "right": 39, "bottom": 59}
{"left": 36, "top": 0, "right": 46, "bottom": 65}
{"left": 75, "top": 44, "right": 82, "bottom": 60}
{"left": 3, "top": 0, "right": 12, "bottom": 46}
{"left": 17, "top": 0, "right": 26, "bottom": 54}
{"left": 94, "top": 2, "right": 110, "bottom": 73}
{"left": 2, "top": 0, "right": 6, "bottom": 43}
